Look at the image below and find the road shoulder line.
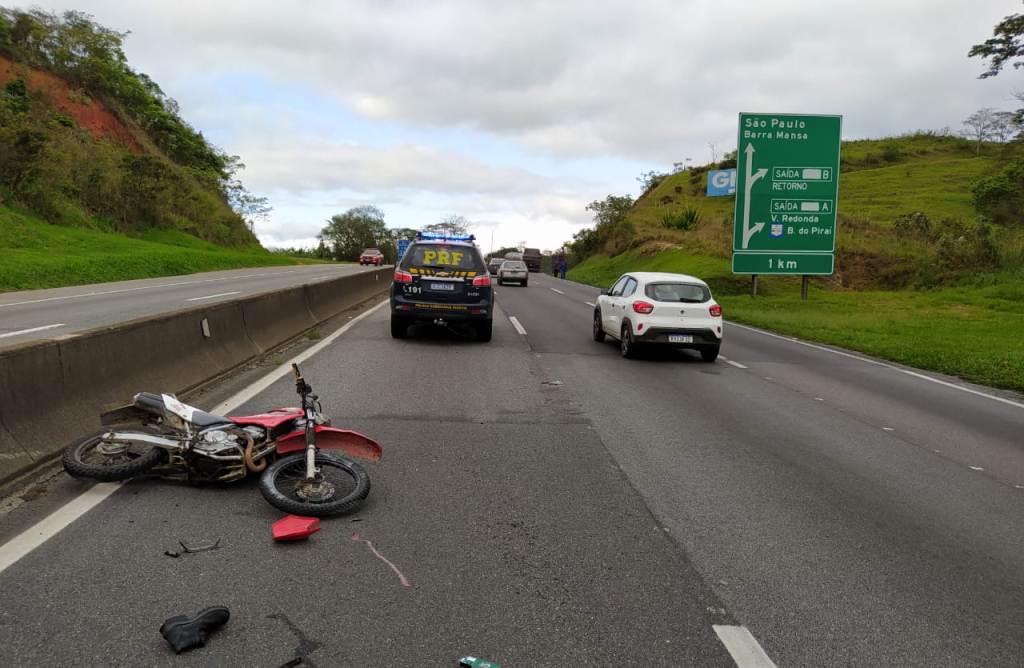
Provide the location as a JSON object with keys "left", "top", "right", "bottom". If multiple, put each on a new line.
{"left": 727, "top": 321, "right": 1024, "bottom": 410}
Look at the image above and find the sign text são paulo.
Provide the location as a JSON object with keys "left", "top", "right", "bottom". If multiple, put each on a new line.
{"left": 732, "top": 113, "right": 842, "bottom": 275}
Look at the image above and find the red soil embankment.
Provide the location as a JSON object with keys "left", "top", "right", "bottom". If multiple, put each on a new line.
{"left": 0, "top": 55, "right": 144, "bottom": 153}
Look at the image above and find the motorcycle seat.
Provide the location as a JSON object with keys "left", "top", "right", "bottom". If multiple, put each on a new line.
{"left": 134, "top": 393, "right": 232, "bottom": 428}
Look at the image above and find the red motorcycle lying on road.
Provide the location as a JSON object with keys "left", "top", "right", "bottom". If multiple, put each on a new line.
{"left": 62, "top": 364, "right": 382, "bottom": 517}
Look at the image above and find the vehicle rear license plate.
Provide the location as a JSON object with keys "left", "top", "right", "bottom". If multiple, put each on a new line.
{"left": 669, "top": 335, "right": 693, "bottom": 343}
{"left": 430, "top": 282, "right": 456, "bottom": 291}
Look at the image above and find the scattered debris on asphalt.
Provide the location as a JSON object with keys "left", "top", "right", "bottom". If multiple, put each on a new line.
{"left": 351, "top": 533, "right": 412, "bottom": 589}
{"left": 273, "top": 515, "right": 321, "bottom": 542}
{"left": 159, "top": 606, "right": 230, "bottom": 654}
{"left": 459, "top": 656, "right": 502, "bottom": 667}
{"left": 163, "top": 538, "right": 222, "bottom": 558}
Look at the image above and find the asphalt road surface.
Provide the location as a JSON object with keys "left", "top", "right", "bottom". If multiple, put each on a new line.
{"left": 0, "top": 264, "right": 383, "bottom": 349}
{"left": 1, "top": 272, "right": 1023, "bottom": 666}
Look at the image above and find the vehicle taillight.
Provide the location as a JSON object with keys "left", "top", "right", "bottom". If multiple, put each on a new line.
{"left": 472, "top": 275, "right": 491, "bottom": 287}
{"left": 632, "top": 301, "right": 654, "bottom": 314}
{"left": 709, "top": 304, "right": 722, "bottom": 317}
{"left": 394, "top": 270, "right": 413, "bottom": 283}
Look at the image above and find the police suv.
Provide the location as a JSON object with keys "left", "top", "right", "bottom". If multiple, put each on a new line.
{"left": 390, "top": 232, "right": 493, "bottom": 341}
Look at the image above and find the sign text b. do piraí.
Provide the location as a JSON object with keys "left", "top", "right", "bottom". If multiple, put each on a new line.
{"left": 732, "top": 113, "right": 842, "bottom": 275}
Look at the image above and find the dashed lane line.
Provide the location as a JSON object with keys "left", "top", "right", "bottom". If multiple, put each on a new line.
{"left": 585, "top": 301, "right": 595, "bottom": 307}
{"left": 712, "top": 625, "right": 777, "bottom": 667}
{"left": 719, "top": 355, "right": 748, "bottom": 369}
{"left": 550, "top": 288, "right": 565, "bottom": 295}
{"left": 0, "top": 323, "right": 65, "bottom": 339}
{"left": 508, "top": 316, "right": 528, "bottom": 337}
{"left": 185, "top": 291, "right": 241, "bottom": 302}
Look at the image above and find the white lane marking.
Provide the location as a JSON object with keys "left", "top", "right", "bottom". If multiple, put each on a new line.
{"left": 0, "top": 323, "right": 65, "bottom": 339}
{"left": 814, "top": 397, "right": 824, "bottom": 402}
{"left": 550, "top": 288, "right": 565, "bottom": 295}
{"left": 728, "top": 322, "right": 1024, "bottom": 411}
{"left": 186, "top": 291, "right": 241, "bottom": 302}
{"left": 883, "top": 427, "right": 895, "bottom": 432}
{"left": 713, "top": 625, "right": 777, "bottom": 668}
{"left": 508, "top": 316, "right": 528, "bottom": 337}
{"left": 719, "top": 355, "right": 748, "bottom": 369}
{"left": 0, "top": 266, "right": 351, "bottom": 308}
{"left": 0, "top": 299, "right": 389, "bottom": 575}
{"left": 585, "top": 301, "right": 595, "bottom": 307}
{"left": 969, "top": 466, "right": 985, "bottom": 471}
{"left": 0, "top": 483, "right": 120, "bottom": 574}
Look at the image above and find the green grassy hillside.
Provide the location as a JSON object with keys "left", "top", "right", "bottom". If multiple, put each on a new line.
{"left": 0, "top": 206, "right": 323, "bottom": 291}
{"left": 567, "top": 133, "right": 1024, "bottom": 392}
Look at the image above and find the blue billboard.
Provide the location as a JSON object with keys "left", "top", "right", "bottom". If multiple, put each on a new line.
{"left": 707, "top": 168, "right": 737, "bottom": 197}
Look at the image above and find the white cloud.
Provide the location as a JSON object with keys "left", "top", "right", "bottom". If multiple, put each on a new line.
{"left": 24, "top": 0, "right": 1024, "bottom": 249}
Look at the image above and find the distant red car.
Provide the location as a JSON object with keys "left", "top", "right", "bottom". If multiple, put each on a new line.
{"left": 359, "top": 248, "right": 384, "bottom": 265}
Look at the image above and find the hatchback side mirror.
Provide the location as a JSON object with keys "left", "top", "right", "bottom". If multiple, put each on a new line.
{"left": 600, "top": 289, "right": 609, "bottom": 296}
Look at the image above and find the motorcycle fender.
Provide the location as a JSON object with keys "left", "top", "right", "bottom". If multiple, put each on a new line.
{"left": 276, "top": 426, "right": 382, "bottom": 462}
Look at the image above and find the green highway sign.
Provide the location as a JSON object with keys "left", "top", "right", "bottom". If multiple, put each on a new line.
{"left": 732, "top": 252, "right": 834, "bottom": 275}
{"left": 732, "top": 113, "right": 842, "bottom": 274}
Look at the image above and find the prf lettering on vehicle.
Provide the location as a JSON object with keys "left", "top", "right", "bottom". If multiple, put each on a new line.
{"left": 422, "top": 250, "right": 464, "bottom": 266}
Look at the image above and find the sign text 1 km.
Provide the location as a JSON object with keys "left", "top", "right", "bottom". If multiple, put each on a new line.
{"left": 732, "top": 113, "right": 842, "bottom": 275}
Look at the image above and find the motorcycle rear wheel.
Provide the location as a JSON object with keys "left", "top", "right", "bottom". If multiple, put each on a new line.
{"left": 259, "top": 452, "right": 370, "bottom": 517}
{"left": 62, "top": 424, "right": 165, "bottom": 481}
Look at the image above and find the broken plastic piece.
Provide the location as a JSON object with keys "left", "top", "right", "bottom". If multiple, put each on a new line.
{"left": 160, "top": 606, "right": 230, "bottom": 653}
{"left": 273, "top": 515, "right": 321, "bottom": 541}
{"left": 459, "top": 657, "right": 502, "bottom": 668}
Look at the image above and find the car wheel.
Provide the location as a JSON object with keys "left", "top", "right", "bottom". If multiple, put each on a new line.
{"left": 592, "top": 311, "right": 606, "bottom": 342}
{"left": 390, "top": 316, "right": 410, "bottom": 339}
{"left": 701, "top": 345, "right": 721, "bottom": 362}
{"left": 620, "top": 324, "right": 638, "bottom": 359}
{"left": 476, "top": 319, "right": 493, "bottom": 342}
{"left": 522, "top": 280, "right": 528, "bottom": 287}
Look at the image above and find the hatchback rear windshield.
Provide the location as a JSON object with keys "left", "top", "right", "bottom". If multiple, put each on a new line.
{"left": 362, "top": 249, "right": 382, "bottom": 255}
{"left": 502, "top": 261, "right": 527, "bottom": 270}
{"left": 645, "top": 282, "right": 710, "bottom": 303}
{"left": 401, "top": 243, "right": 484, "bottom": 271}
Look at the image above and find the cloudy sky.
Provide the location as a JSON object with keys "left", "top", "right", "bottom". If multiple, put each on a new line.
{"left": 26, "top": 0, "right": 1024, "bottom": 250}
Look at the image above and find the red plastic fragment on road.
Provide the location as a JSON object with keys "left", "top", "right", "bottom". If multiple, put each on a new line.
{"left": 272, "top": 515, "right": 321, "bottom": 541}
{"left": 351, "top": 533, "right": 412, "bottom": 589}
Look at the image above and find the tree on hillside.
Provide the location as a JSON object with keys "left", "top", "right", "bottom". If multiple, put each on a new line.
{"left": 423, "top": 213, "right": 470, "bottom": 236}
{"left": 636, "top": 170, "right": 667, "bottom": 194}
{"left": 320, "top": 205, "right": 389, "bottom": 261}
{"left": 961, "top": 108, "right": 1002, "bottom": 154}
{"left": 585, "top": 194, "right": 634, "bottom": 228}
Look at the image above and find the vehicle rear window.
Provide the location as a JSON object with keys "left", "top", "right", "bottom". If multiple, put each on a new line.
{"left": 363, "top": 249, "right": 382, "bottom": 255}
{"left": 503, "top": 261, "right": 527, "bottom": 270}
{"left": 401, "top": 243, "right": 484, "bottom": 271}
{"left": 645, "top": 282, "right": 710, "bottom": 303}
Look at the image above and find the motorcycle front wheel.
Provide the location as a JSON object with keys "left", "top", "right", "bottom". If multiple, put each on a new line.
{"left": 62, "top": 425, "right": 165, "bottom": 481}
{"left": 258, "top": 452, "right": 370, "bottom": 517}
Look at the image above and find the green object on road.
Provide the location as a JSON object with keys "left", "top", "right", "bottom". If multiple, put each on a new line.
{"left": 733, "top": 113, "right": 842, "bottom": 274}
{"left": 459, "top": 656, "right": 502, "bottom": 668}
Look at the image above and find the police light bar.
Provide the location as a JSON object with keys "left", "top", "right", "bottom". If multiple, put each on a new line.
{"left": 416, "top": 231, "right": 476, "bottom": 242}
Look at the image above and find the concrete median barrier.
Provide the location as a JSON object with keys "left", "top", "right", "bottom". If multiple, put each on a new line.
{"left": 0, "top": 268, "right": 390, "bottom": 485}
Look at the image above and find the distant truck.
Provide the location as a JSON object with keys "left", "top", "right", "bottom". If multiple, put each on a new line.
{"left": 522, "top": 248, "right": 542, "bottom": 273}
{"left": 504, "top": 251, "right": 524, "bottom": 262}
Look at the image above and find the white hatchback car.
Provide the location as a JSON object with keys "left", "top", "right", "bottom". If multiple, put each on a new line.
{"left": 593, "top": 272, "right": 723, "bottom": 361}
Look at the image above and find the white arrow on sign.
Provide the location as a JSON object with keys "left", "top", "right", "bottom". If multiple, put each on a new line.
{"left": 741, "top": 143, "right": 768, "bottom": 249}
